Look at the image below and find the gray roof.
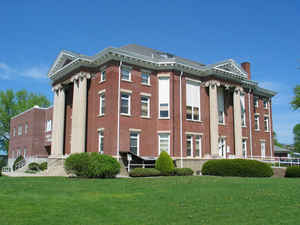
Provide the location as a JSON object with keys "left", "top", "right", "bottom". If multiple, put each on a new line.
{"left": 274, "top": 145, "right": 291, "bottom": 153}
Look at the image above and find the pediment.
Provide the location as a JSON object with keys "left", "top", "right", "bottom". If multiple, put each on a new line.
{"left": 48, "top": 51, "right": 77, "bottom": 77}
{"left": 214, "top": 60, "right": 248, "bottom": 78}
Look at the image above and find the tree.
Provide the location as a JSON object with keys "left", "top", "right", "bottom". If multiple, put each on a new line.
{"left": 0, "top": 89, "right": 50, "bottom": 153}
{"left": 291, "top": 85, "right": 300, "bottom": 110}
{"left": 293, "top": 124, "right": 300, "bottom": 153}
{"left": 273, "top": 131, "right": 284, "bottom": 148}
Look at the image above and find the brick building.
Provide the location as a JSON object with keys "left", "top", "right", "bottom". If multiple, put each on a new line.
{"left": 9, "top": 44, "right": 276, "bottom": 169}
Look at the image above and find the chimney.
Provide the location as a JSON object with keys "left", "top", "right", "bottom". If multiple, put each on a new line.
{"left": 241, "top": 62, "right": 251, "bottom": 80}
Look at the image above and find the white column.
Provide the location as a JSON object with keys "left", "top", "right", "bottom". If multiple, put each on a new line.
{"left": 71, "top": 74, "right": 88, "bottom": 154}
{"left": 233, "top": 87, "right": 243, "bottom": 157}
{"left": 51, "top": 86, "right": 65, "bottom": 157}
{"left": 208, "top": 81, "right": 219, "bottom": 157}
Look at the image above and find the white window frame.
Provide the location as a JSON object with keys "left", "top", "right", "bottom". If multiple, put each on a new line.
{"left": 18, "top": 125, "right": 22, "bottom": 136}
{"left": 158, "top": 77, "right": 170, "bottom": 119}
{"left": 25, "top": 123, "right": 28, "bottom": 135}
{"left": 13, "top": 127, "right": 16, "bottom": 136}
{"left": 254, "top": 114, "right": 260, "bottom": 131}
{"left": 100, "top": 69, "right": 106, "bottom": 82}
{"left": 217, "top": 87, "right": 225, "bottom": 125}
{"left": 141, "top": 96, "right": 150, "bottom": 118}
{"left": 98, "top": 129, "right": 104, "bottom": 154}
{"left": 120, "top": 92, "right": 131, "bottom": 116}
{"left": 218, "top": 137, "right": 226, "bottom": 158}
{"left": 254, "top": 97, "right": 259, "bottom": 108}
{"left": 263, "top": 99, "right": 268, "bottom": 109}
{"left": 186, "top": 80, "right": 201, "bottom": 121}
{"left": 130, "top": 132, "right": 140, "bottom": 156}
{"left": 261, "top": 141, "right": 266, "bottom": 158}
{"left": 186, "top": 135, "right": 193, "bottom": 157}
{"left": 242, "top": 139, "right": 247, "bottom": 158}
{"left": 24, "top": 148, "right": 27, "bottom": 158}
{"left": 195, "top": 135, "right": 202, "bottom": 158}
{"left": 46, "top": 120, "right": 52, "bottom": 132}
{"left": 264, "top": 116, "right": 269, "bottom": 132}
{"left": 158, "top": 133, "right": 170, "bottom": 155}
{"left": 121, "top": 66, "right": 131, "bottom": 81}
{"left": 99, "top": 93, "right": 105, "bottom": 116}
{"left": 141, "top": 71, "right": 150, "bottom": 85}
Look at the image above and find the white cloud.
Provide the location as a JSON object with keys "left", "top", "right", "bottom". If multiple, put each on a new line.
{"left": 0, "top": 62, "right": 47, "bottom": 80}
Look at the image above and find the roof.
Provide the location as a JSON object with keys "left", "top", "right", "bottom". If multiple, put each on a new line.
{"left": 47, "top": 44, "right": 276, "bottom": 97}
{"left": 274, "top": 145, "right": 291, "bottom": 153}
{"left": 11, "top": 105, "right": 53, "bottom": 120}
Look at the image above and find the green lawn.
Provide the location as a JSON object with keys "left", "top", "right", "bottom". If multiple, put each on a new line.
{"left": 0, "top": 176, "right": 299, "bottom": 225}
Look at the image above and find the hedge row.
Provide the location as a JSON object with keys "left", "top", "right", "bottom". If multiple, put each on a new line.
{"left": 285, "top": 166, "right": 300, "bottom": 177}
{"left": 64, "top": 152, "right": 120, "bottom": 178}
{"left": 202, "top": 159, "right": 273, "bottom": 177}
{"left": 129, "top": 168, "right": 193, "bottom": 177}
{"left": 28, "top": 162, "right": 48, "bottom": 171}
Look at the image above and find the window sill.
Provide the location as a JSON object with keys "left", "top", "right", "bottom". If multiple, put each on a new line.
{"left": 255, "top": 129, "right": 260, "bottom": 132}
{"left": 264, "top": 130, "right": 270, "bottom": 133}
{"left": 121, "top": 79, "right": 133, "bottom": 83}
{"left": 140, "top": 116, "right": 151, "bottom": 119}
{"left": 121, "top": 113, "right": 131, "bottom": 117}
{"left": 158, "top": 117, "right": 170, "bottom": 120}
{"left": 242, "top": 126, "right": 247, "bottom": 128}
{"left": 186, "top": 119, "right": 203, "bottom": 123}
{"left": 99, "top": 80, "right": 106, "bottom": 84}
{"left": 141, "top": 83, "right": 151, "bottom": 87}
{"left": 218, "top": 123, "right": 226, "bottom": 126}
{"left": 97, "top": 114, "right": 105, "bottom": 118}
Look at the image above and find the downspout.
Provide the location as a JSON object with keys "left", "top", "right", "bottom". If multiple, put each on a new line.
{"left": 117, "top": 60, "right": 122, "bottom": 160}
{"left": 248, "top": 89, "right": 253, "bottom": 158}
{"left": 268, "top": 98, "right": 273, "bottom": 157}
{"left": 179, "top": 71, "right": 183, "bottom": 168}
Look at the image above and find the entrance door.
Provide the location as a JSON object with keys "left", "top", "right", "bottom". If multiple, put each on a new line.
{"left": 218, "top": 138, "right": 226, "bottom": 158}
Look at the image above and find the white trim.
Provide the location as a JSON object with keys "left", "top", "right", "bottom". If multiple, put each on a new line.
{"left": 117, "top": 61, "right": 122, "bottom": 159}
{"left": 140, "top": 95, "right": 150, "bottom": 118}
{"left": 185, "top": 77, "right": 202, "bottom": 83}
{"left": 98, "top": 129, "right": 104, "bottom": 154}
{"left": 157, "top": 73, "right": 170, "bottom": 78}
{"left": 140, "top": 92, "right": 151, "bottom": 97}
{"left": 248, "top": 91, "right": 253, "bottom": 157}
{"left": 186, "top": 134, "right": 193, "bottom": 157}
{"left": 179, "top": 72, "right": 183, "bottom": 168}
{"left": 99, "top": 93, "right": 105, "bottom": 116}
{"left": 129, "top": 128, "right": 141, "bottom": 132}
{"left": 11, "top": 105, "right": 53, "bottom": 120}
{"left": 98, "top": 89, "right": 106, "bottom": 95}
{"left": 158, "top": 133, "right": 170, "bottom": 155}
{"left": 157, "top": 130, "right": 171, "bottom": 134}
{"left": 121, "top": 65, "right": 132, "bottom": 81}
{"left": 120, "top": 92, "right": 131, "bottom": 116}
{"left": 130, "top": 131, "right": 140, "bottom": 156}
{"left": 185, "top": 131, "right": 203, "bottom": 136}
{"left": 97, "top": 127, "right": 105, "bottom": 131}
{"left": 120, "top": 88, "right": 132, "bottom": 94}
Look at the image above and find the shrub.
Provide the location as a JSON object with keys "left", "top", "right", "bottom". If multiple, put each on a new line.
{"left": 64, "top": 153, "right": 90, "bottom": 177}
{"left": 155, "top": 151, "right": 174, "bottom": 175}
{"left": 285, "top": 166, "right": 300, "bottom": 178}
{"left": 87, "top": 153, "right": 120, "bottom": 178}
{"left": 129, "top": 168, "right": 161, "bottom": 177}
{"left": 202, "top": 159, "right": 273, "bottom": 177}
{"left": 173, "top": 168, "right": 194, "bottom": 176}
{"left": 64, "top": 152, "right": 120, "bottom": 178}
{"left": 28, "top": 162, "right": 40, "bottom": 171}
{"left": 13, "top": 155, "right": 24, "bottom": 171}
{"left": 39, "top": 162, "right": 48, "bottom": 171}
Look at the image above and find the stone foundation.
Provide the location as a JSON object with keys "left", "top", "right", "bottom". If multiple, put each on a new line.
{"left": 175, "top": 159, "right": 209, "bottom": 175}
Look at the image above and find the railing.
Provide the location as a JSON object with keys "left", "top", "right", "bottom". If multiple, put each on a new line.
{"left": 126, "top": 163, "right": 155, "bottom": 172}
{"left": 1, "top": 167, "right": 11, "bottom": 173}
{"left": 15, "top": 159, "right": 26, "bottom": 170}
{"left": 247, "top": 156, "right": 300, "bottom": 168}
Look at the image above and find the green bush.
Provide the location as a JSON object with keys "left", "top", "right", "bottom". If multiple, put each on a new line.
{"left": 202, "top": 159, "right": 273, "bottom": 177}
{"left": 64, "top": 153, "right": 90, "bottom": 177}
{"left": 285, "top": 166, "right": 300, "bottom": 178}
{"left": 28, "top": 162, "right": 40, "bottom": 171}
{"left": 87, "top": 153, "right": 120, "bottom": 178}
{"left": 173, "top": 168, "right": 194, "bottom": 176}
{"left": 64, "top": 152, "right": 120, "bottom": 178}
{"left": 13, "top": 155, "right": 24, "bottom": 171}
{"left": 155, "top": 151, "right": 174, "bottom": 175}
{"left": 129, "top": 168, "right": 161, "bottom": 177}
{"left": 39, "top": 162, "right": 48, "bottom": 171}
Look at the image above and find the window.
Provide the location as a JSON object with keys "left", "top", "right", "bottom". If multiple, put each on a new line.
{"left": 24, "top": 148, "right": 27, "bottom": 158}
{"left": 159, "top": 77, "right": 170, "bottom": 118}
{"left": 217, "top": 87, "right": 225, "bottom": 124}
{"left": 120, "top": 93, "right": 131, "bottom": 115}
{"left": 263, "top": 99, "right": 268, "bottom": 109}
{"left": 100, "top": 70, "right": 106, "bottom": 82}
{"left": 240, "top": 94, "right": 246, "bottom": 127}
{"left": 254, "top": 97, "right": 259, "bottom": 108}
{"left": 261, "top": 141, "right": 266, "bottom": 158}
{"left": 141, "top": 72, "right": 150, "bottom": 85}
{"left": 141, "top": 96, "right": 150, "bottom": 117}
{"left": 17, "top": 149, "right": 21, "bottom": 157}
{"left": 98, "top": 130, "right": 104, "bottom": 154}
{"left": 264, "top": 116, "right": 269, "bottom": 132}
{"left": 242, "top": 139, "right": 247, "bottom": 158}
{"left": 121, "top": 66, "right": 131, "bottom": 81}
{"left": 46, "top": 120, "right": 52, "bottom": 132}
{"left": 186, "top": 135, "right": 193, "bottom": 157}
{"left": 158, "top": 133, "right": 170, "bottom": 154}
{"left": 218, "top": 137, "right": 226, "bottom": 158}
{"left": 254, "top": 115, "right": 260, "bottom": 130}
{"left": 99, "top": 94, "right": 105, "bottom": 116}
{"left": 13, "top": 127, "right": 16, "bottom": 136}
{"left": 195, "top": 136, "right": 202, "bottom": 157}
{"left": 24, "top": 123, "right": 28, "bottom": 134}
{"left": 186, "top": 80, "right": 200, "bottom": 121}
{"left": 130, "top": 132, "right": 139, "bottom": 155}
{"left": 18, "top": 125, "right": 22, "bottom": 136}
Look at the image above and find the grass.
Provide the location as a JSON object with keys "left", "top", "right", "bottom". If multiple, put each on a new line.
{"left": 0, "top": 176, "right": 299, "bottom": 225}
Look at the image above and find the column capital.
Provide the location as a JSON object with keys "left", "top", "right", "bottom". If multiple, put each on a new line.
{"left": 52, "top": 84, "right": 64, "bottom": 92}
{"left": 234, "top": 86, "right": 243, "bottom": 94}
{"left": 70, "top": 72, "right": 91, "bottom": 83}
{"left": 203, "top": 80, "right": 220, "bottom": 88}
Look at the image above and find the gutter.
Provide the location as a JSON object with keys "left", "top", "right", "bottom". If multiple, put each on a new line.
{"left": 179, "top": 71, "right": 183, "bottom": 168}
{"left": 248, "top": 89, "right": 253, "bottom": 157}
{"left": 117, "top": 60, "right": 122, "bottom": 160}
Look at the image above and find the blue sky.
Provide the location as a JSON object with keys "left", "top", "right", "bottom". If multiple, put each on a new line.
{"left": 0, "top": 1, "right": 299, "bottom": 144}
